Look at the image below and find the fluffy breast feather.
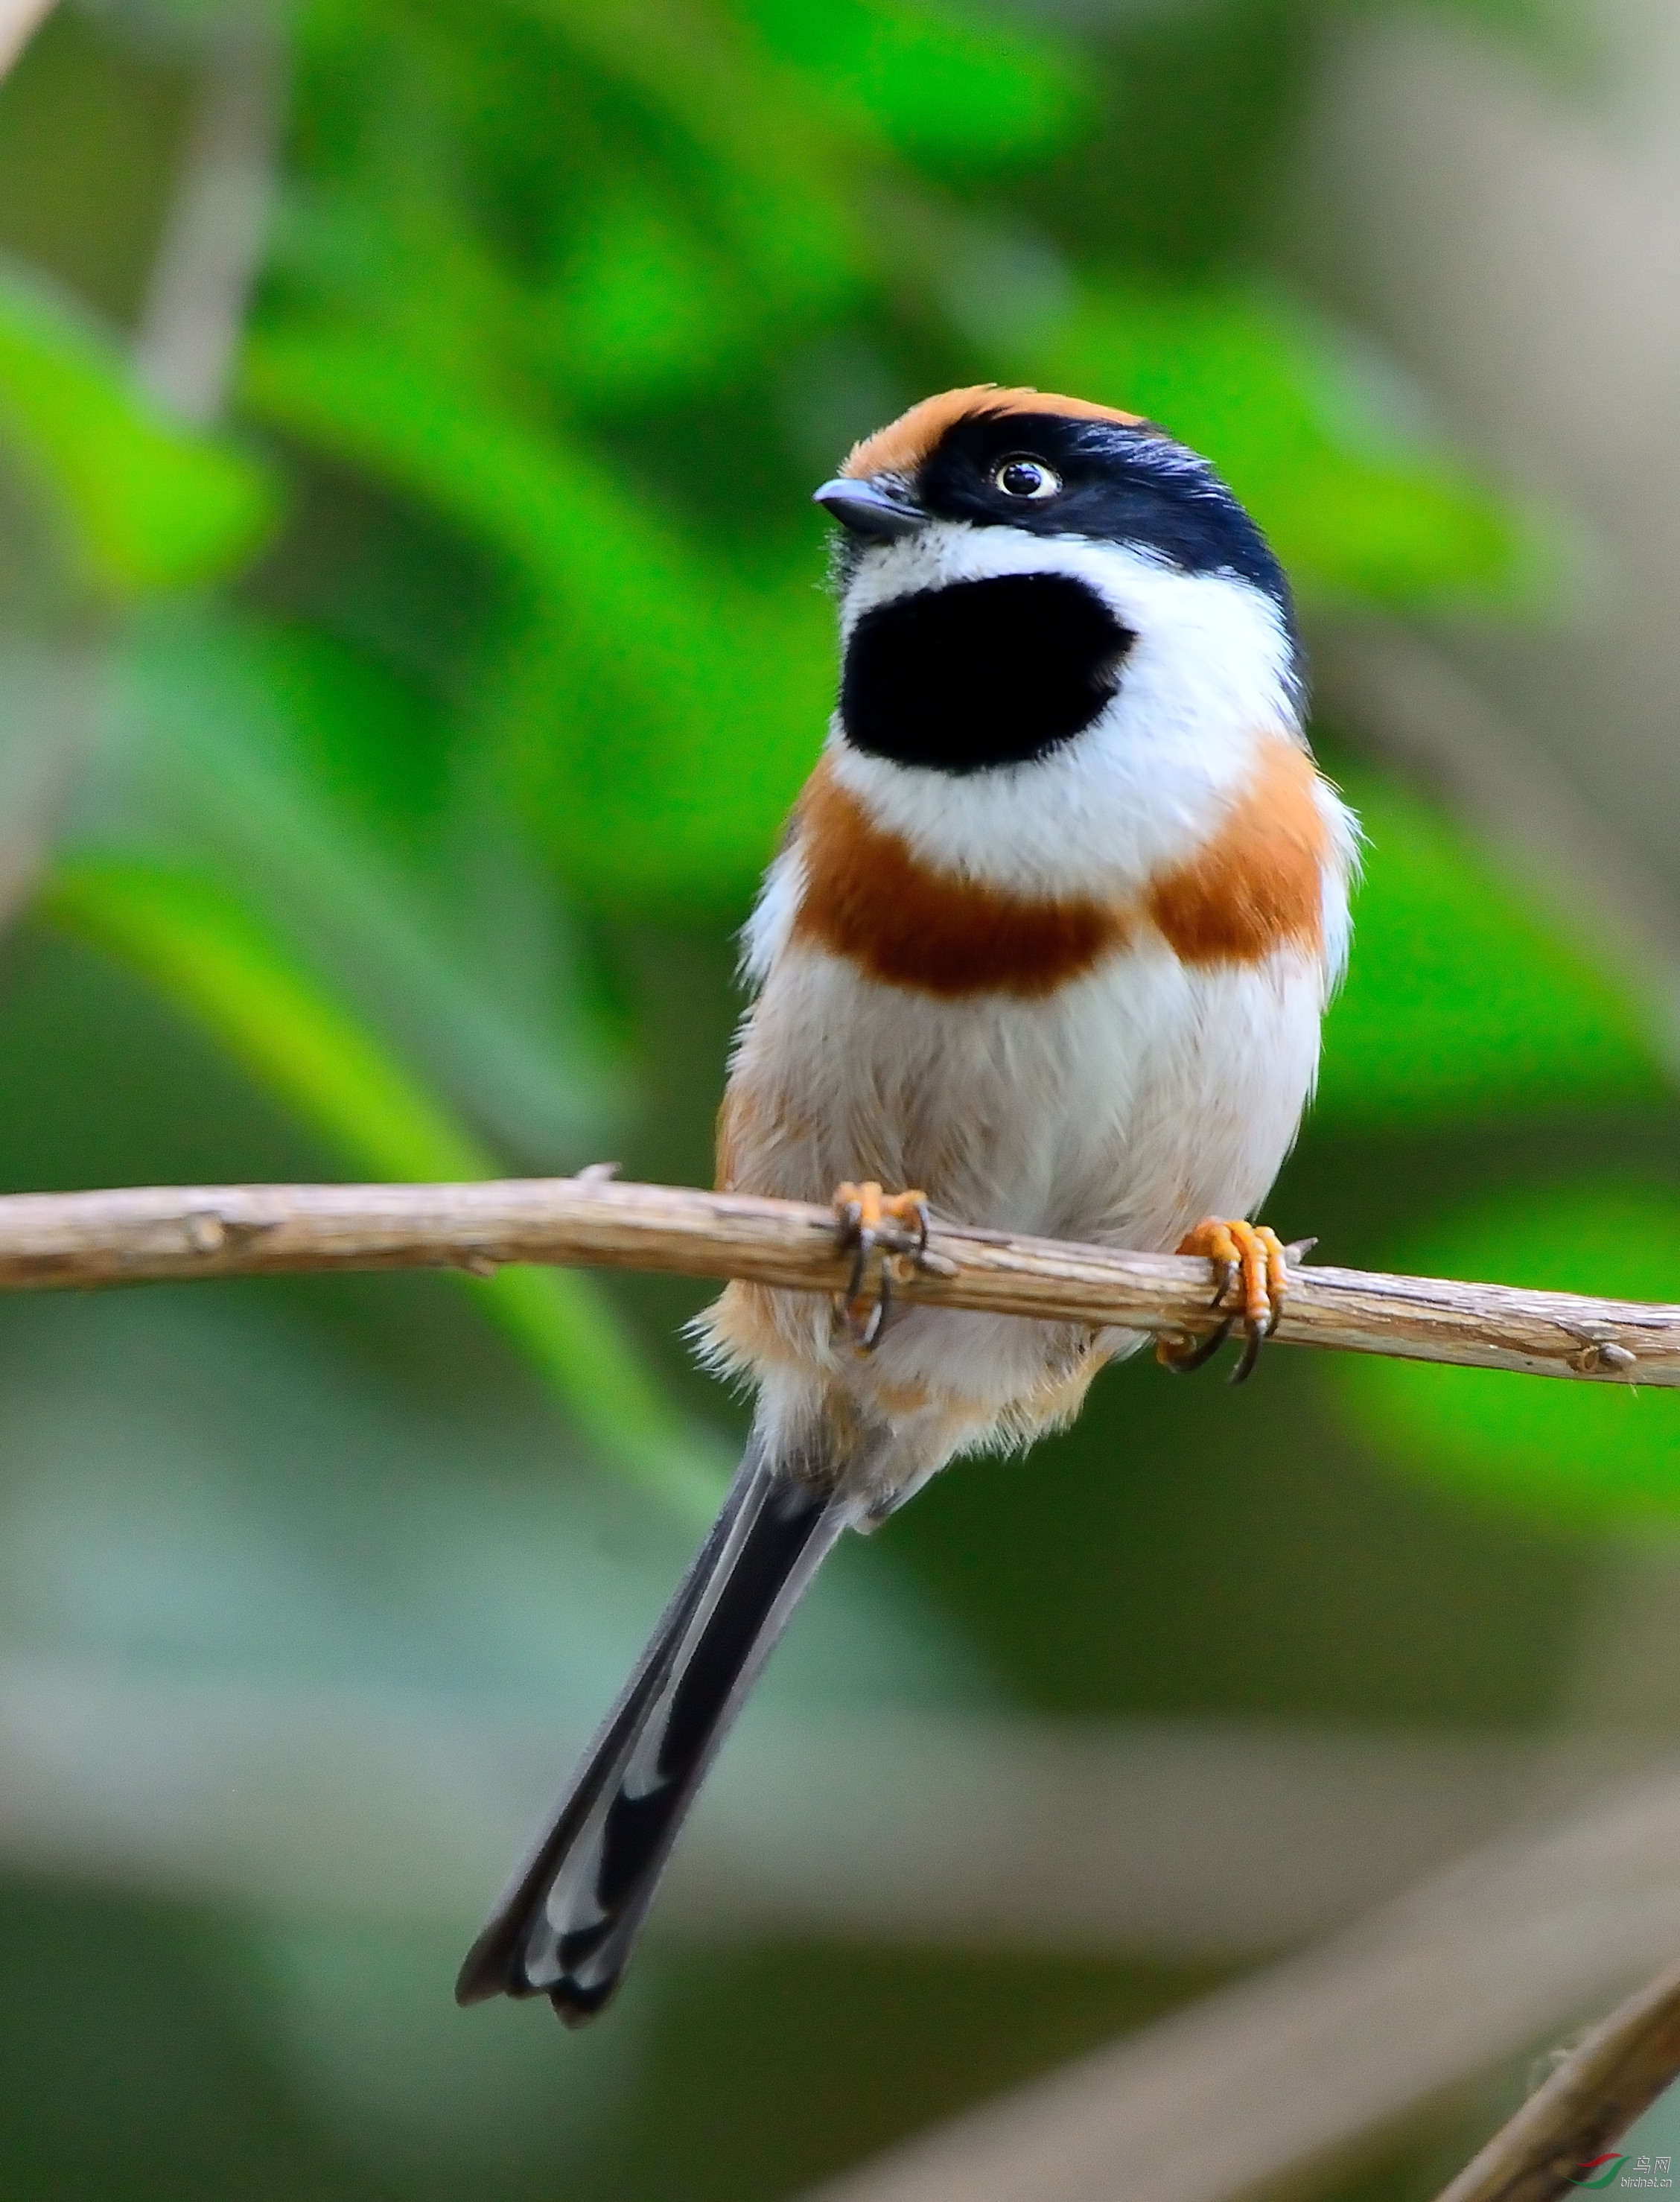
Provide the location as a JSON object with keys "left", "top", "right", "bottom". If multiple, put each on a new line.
{"left": 762, "top": 735, "right": 1352, "bottom": 1003}
{"left": 710, "top": 932, "right": 1334, "bottom": 1416}
{"left": 710, "top": 729, "right": 1355, "bottom": 1417}
{"left": 792, "top": 759, "right": 1130, "bottom": 999}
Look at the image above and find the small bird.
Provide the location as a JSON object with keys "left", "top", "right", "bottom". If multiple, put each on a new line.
{"left": 456, "top": 385, "right": 1358, "bottom": 2023}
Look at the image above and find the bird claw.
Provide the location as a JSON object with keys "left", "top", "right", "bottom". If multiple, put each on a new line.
{"left": 833, "top": 1181, "right": 929, "bottom": 1352}
{"left": 1156, "top": 1218, "right": 1293, "bottom": 1385}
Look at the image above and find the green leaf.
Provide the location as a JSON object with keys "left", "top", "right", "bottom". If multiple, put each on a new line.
{"left": 1015, "top": 279, "right": 1547, "bottom": 608}
{"left": 739, "top": 0, "right": 1086, "bottom": 170}
{"left": 1330, "top": 1183, "right": 1680, "bottom": 1530}
{"left": 77, "top": 605, "right": 621, "bottom": 1164}
{"left": 281, "top": 0, "right": 870, "bottom": 406}
{"left": 40, "top": 857, "right": 491, "bottom": 1181}
{"left": 0, "top": 262, "right": 278, "bottom": 600}
{"left": 497, "top": 0, "right": 864, "bottom": 312}
{"left": 534, "top": 178, "right": 763, "bottom": 403}
{"left": 36, "top": 858, "right": 723, "bottom": 1523}
{"left": 242, "top": 325, "right": 830, "bottom": 897}
{"left": 1315, "top": 766, "right": 1666, "bottom": 1128}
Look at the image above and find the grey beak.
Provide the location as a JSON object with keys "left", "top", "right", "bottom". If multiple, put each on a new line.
{"left": 812, "top": 476, "right": 928, "bottom": 540}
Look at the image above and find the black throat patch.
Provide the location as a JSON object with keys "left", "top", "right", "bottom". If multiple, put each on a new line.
{"left": 839, "top": 572, "right": 1132, "bottom": 775}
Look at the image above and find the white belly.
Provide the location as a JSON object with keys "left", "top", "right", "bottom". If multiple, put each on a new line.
{"left": 723, "top": 938, "right": 1327, "bottom": 1413}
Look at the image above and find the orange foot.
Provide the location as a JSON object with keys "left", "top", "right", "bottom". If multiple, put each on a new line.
{"left": 833, "top": 1181, "right": 929, "bottom": 1352}
{"left": 1156, "top": 1218, "right": 1292, "bottom": 1386}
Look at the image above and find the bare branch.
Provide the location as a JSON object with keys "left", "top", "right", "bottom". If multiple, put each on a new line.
{"left": 1436, "top": 1953, "right": 1680, "bottom": 2202}
{"left": 798, "top": 1764, "right": 1680, "bottom": 2202}
{"left": 133, "top": 12, "right": 285, "bottom": 425}
{"left": 0, "top": 1173, "right": 1671, "bottom": 1388}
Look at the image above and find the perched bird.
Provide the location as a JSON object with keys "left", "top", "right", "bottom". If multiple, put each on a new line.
{"left": 456, "top": 385, "right": 1358, "bottom": 2024}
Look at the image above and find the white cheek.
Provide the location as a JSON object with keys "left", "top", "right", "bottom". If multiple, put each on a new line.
{"left": 832, "top": 527, "right": 1303, "bottom": 900}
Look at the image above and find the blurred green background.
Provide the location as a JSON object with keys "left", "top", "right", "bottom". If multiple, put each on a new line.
{"left": 0, "top": 0, "right": 1675, "bottom": 2197}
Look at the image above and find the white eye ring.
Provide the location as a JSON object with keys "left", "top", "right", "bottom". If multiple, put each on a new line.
{"left": 993, "top": 455, "right": 1060, "bottom": 500}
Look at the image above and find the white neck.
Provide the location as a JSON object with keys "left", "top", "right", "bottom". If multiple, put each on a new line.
{"left": 830, "top": 524, "right": 1302, "bottom": 901}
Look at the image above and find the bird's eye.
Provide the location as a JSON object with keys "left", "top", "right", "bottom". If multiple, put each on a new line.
{"left": 993, "top": 456, "right": 1060, "bottom": 501}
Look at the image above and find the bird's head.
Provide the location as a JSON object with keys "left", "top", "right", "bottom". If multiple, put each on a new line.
{"left": 812, "top": 385, "right": 1302, "bottom": 779}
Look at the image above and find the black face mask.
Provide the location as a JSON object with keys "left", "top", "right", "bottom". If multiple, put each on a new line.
{"left": 840, "top": 572, "right": 1134, "bottom": 775}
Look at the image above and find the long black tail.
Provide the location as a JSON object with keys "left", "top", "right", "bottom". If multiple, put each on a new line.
{"left": 455, "top": 1435, "right": 859, "bottom": 2024}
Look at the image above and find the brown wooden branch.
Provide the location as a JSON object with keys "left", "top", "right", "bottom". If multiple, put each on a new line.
{"left": 0, "top": 1172, "right": 1672, "bottom": 1387}
{"left": 1435, "top": 1950, "right": 1680, "bottom": 2202}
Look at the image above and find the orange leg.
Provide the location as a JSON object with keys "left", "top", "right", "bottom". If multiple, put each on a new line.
{"left": 1156, "top": 1218, "right": 1291, "bottom": 1385}
{"left": 833, "top": 1181, "right": 929, "bottom": 1352}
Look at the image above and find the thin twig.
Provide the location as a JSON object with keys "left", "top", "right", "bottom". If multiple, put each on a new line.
{"left": 1436, "top": 1953, "right": 1680, "bottom": 2202}
{"left": 133, "top": 12, "right": 286, "bottom": 424}
{"left": 0, "top": 1174, "right": 1671, "bottom": 1388}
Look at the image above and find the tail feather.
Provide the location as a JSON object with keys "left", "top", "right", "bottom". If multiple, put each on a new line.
{"left": 455, "top": 1434, "right": 860, "bottom": 2023}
